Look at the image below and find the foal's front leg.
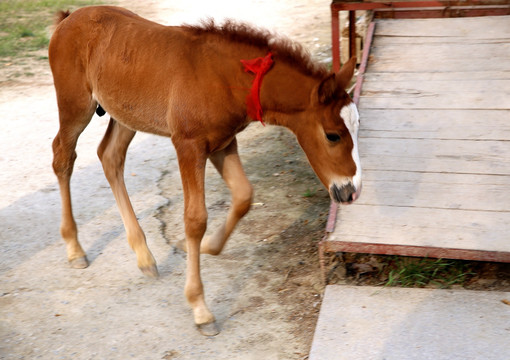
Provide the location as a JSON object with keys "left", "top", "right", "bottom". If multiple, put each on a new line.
{"left": 173, "top": 139, "right": 219, "bottom": 336}
{"left": 202, "top": 138, "right": 253, "bottom": 255}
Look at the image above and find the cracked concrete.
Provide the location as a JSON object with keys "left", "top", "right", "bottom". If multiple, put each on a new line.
{"left": 0, "top": 84, "right": 323, "bottom": 360}
{"left": 0, "top": 1, "right": 335, "bottom": 359}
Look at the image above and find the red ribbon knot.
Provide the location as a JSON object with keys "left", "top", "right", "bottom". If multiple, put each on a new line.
{"left": 240, "top": 52, "right": 274, "bottom": 125}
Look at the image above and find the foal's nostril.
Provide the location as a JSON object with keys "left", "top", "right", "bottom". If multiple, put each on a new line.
{"left": 331, "top": 183, "right": 356, "bottom": 203}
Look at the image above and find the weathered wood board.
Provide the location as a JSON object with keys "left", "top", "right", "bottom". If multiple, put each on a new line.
{"left": 327, "top": 16, "right": 510, "bottom": 261}
{"left": 372, "top": 16, "right": 510, "bottom": 38}
{"left": 360, "top": 109, "right": 510, "bottom": 140}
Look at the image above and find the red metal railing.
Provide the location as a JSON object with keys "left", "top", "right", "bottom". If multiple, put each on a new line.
{"left": 331, "top": 0, "right": 510, "bottom": 71}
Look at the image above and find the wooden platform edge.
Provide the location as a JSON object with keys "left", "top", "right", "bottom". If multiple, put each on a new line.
{"left": 321, "top": 15, "right": 510, "bottom": 284}
{"left": 321, "top": 239, "right": 510, "bottom": 264}
{"left": 318, "top": 238, "right": 510, "bottom": 282}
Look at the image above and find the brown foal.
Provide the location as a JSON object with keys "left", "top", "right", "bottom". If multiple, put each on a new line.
{"left": 49, "top": 6, "right": 361, "bottom": 335}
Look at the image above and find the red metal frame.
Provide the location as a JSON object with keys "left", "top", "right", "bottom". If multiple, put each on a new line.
{"left": 321, "top": 241, "right": 510, "bottom": 263}
{"left": 320, "top": 240, "right": 510, "bottom": 282}
{"left": 331, "top": 0, "right": 510, "bottom": 72}
{"left": 320, "top": 19, "right": 377, "bottom": 283}
{"left": 324, "top": 22, "right": 375, "bottom": 235}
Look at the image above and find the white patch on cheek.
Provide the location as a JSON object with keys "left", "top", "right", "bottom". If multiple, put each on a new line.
{"left": 340, "top": 102, "right": 362, "bottom": 192}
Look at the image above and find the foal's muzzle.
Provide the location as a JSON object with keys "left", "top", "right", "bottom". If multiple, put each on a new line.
{"left": 330, "top": 183, "right": 360, "bottom": 204}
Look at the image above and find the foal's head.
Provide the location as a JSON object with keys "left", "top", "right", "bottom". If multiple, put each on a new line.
{"left": 295, "top": 58, "right": 361, "bottom": 204}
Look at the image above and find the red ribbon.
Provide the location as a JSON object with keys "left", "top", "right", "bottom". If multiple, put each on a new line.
{"left": 241, "top": 52, "right": 274, "bottom": 125}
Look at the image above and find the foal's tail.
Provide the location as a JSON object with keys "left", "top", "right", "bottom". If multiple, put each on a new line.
{"left": 54, "top": 10, "right": 71, "bottom": 26}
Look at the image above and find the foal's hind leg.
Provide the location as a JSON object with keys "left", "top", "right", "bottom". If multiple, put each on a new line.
{"left": 97, "top": 119, "right": 158, "bottom": 277}
{"left": 52, "top": 96, "right": 96, "bottom": 268}
{"left": 202, "top": 138, "right": 253, "bottom": 255}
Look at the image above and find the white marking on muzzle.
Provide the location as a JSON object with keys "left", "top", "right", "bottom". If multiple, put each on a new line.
{"left": 339, "top": 102, "right": 362, "bottom": 195}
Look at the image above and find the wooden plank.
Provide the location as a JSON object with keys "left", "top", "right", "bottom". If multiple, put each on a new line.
{"left": 363, "top": 71, "right": 510, "bottom": 82}
{"left": 329, "top": 205, "right": 510, "bottom": 252}
{"left": 373, "top": 16, "right": 510, "bottom": 38}
{"left": 368, "top": 43, "right": 510, "bottom": 66}
{"left": 362, "top": 169, "right": 510, "bottom": 185}
{"left": 359, "top": 95, "right": 510, "bottom": 110}
{"left": 362, "top": 79, "right": 510, "bottom": 94}
{"left": 374, "top": 6, "right": 510, "bottom": 19}
{"left": 359, "top": 78, "right": 510, "bottom": 109}
{"left": 373, "top": 36, "right": 510, "bottom": 46}
{"left": 357, "top": 171, "right": 510, "bottom": 211}
{"left": 359, "top": 109, "right": 510, "bottom": 141}
{"left": 359, "top": 87, "right": 510, "bottom": 110}
{"left": 359, "top": 137, "right": 510, "bottom": 175}
{"left": 367, "top": 43, "right": 510, "bottom": 72}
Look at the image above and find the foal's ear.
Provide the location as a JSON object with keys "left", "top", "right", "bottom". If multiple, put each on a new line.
{"left": 337, "top": 57, "right": 356, "bottom": 90}
{"left": 317, "top": 73, "right": 337, "bottom": 104}
{"left": 316, "top": 57, "right": 357, "bottom": 104}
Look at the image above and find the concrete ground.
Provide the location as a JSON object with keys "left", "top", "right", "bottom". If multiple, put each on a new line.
{"left": 5, "top": 2, "right": 509, "bottom": 360}
{"left": 310, "top": 285, "right": 510, "bottom": 360}
{"left": 0, "top": 1, "right": 333, "bottom": 359}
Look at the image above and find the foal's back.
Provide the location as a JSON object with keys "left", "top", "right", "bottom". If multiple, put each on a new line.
{"left": 49, "top": 6, "right": 248, "bottom": 139}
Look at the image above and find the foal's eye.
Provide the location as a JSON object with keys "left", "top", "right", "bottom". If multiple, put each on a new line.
{"left": 326, "top": 133, "right": 341, "bottom": 143}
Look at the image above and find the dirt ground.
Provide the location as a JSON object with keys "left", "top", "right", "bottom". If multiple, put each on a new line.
{"left": 0, "top": 1, "right": 335, "bottom": 359}
{"left": 2, "top": 1, "right": 509, "bottom": 360}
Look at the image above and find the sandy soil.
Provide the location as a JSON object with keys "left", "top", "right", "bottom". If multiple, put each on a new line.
{"left": 0, "top": 1, "right": 335, "bottom": 359}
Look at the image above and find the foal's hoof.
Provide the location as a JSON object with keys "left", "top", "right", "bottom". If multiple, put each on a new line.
{"left": 174, "top": 239, "right": 187, "bottom": 253}
{"left": 69, "top": 256, "right": 89, "bottom": 269}
{"left": 140, "top": 264, "right": 159, "bottom": 278}
{"left": 196, "top": 321, "right": 220, "bottom": 336}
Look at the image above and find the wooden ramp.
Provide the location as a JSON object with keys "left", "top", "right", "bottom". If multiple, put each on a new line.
{"left": 321, "top": 15, "right": 510, "bottom": 270}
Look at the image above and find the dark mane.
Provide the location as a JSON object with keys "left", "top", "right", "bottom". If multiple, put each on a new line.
{"left": 183, "top": 19, "right": 329, "bottom": 79}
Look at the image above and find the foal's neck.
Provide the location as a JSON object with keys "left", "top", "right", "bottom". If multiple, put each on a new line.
{"left": 259, "top": 61, "right": 319, "bottom": 128}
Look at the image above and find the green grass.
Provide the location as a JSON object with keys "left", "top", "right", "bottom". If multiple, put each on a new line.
{"left": 302, "top": 188, "right": 317, "bottom": 198}
{"left": 0, "top": 0, "right": 104, "bottom": 59}
{"left": 384, "top": 257, "right": 475, "bottom": 289}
